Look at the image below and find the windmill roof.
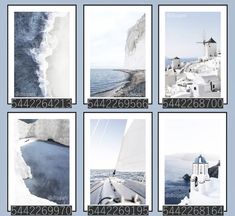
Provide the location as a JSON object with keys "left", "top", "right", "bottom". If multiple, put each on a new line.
{"left": 193, "top": 155, "right": 208, "bottom": 164}
{"left": 207, "top": 37, "right": 216, "bottom": 43}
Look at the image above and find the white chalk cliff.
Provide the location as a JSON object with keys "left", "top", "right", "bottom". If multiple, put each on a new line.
{"left": 124, "top": 14, "right": 145, "bottom": 70}
{"left": 17, "top": 119, "right": 70, "bottom": 146}
{"left": 11, "top": 121, "right": 56, "bottom": 206}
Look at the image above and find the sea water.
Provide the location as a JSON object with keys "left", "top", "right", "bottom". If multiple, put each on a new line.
{"left": 165, "top": 58, "right": 198, "bottom": 68}
{"left": 14, "top": 12, "right": 67, "bottom": 97}
{"left": 90, "top": 169, "right": 145, "bottom": 187}
{"left": 14, "top": 12, "right": 48, "bottom": 97}
{"left": 165, "top": 158, "right": 191, "bottom": 204}
{"left": 90, "top": 69, "right": 130, "bottom": 96}
{"left": 21, "top": 140, "right": 69, "bottom": 204}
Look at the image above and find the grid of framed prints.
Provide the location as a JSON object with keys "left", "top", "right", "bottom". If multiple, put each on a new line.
{"left": 1, "top": 2, "right": 230, "bottom": 216}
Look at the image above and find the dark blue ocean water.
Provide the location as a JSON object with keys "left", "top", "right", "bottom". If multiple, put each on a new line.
{"left": 165, "top": 158, "right": 191, "bottom": 204}
{"left": 14, "top": 12, "right": 48, "bottom": 97}
{"left": 90, "top": 69, "right": 130, "bottom": 96}
{"left": 21, "top": 140, "right": 69, "bottom": 204}
{"left": 165, "top": 180, "right": 190, "bottom": 204}
{"left": 90, "top": 169, "right": 145, "bottom": 187}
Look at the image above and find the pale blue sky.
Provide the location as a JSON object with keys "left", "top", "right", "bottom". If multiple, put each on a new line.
{"left": 165, "top": 12, "right": 220, "bottom": 58}
{"left": 90, "top": 119, "right": 127, "bottom": 169}
{"left": 86, "top": 7, "right": 145, "bottom": 68}
{"left": 162, "top": 115, "right": 225, "bottom": 156}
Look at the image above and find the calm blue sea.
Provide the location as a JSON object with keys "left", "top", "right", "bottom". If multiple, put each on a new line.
{"left": 21, "top": 140, "right": 69, "bottom": 204}
{"left": 165, "top": 58, "right": 198, "bottom": 68}
{"left": 90, "top": 69, "right": 130, "bottom": 96}
{"left": 14, "top": 12, "right": 48, "bottom": 97}
{"left": 90, "top": 169, "right": 145, "bottom": 187}
{"left": 165, "top": 158, "right": 191, "bottom": 205}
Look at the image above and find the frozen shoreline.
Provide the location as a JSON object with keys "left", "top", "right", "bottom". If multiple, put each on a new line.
{"left": 93, "top": 70, "right": 145, "bottom": 97}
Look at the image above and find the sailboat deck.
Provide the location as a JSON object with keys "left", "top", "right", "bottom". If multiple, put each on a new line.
{"left": 90, "top": 177, "right": 145, "bottom": 205}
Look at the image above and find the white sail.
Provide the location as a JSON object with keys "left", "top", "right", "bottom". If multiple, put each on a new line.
{"left": 115, "top": 119, "right": 146, "bottom": 172}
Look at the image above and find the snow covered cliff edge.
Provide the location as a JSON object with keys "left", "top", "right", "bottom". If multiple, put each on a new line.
{"left": 17, "top": 119, "right": 70, "bottom": 146}
{"left": 124, "top": 14, "right": 145, "bottom": 70}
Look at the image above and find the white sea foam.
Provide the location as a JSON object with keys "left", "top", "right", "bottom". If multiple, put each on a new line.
{"left": 30, "top": 12, "right": 69, "bottom": 97}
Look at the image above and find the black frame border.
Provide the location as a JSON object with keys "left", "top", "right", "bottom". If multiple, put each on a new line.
{"left": 157, "top": 4, "right": 229, "bottom": 105}
{"left": 157, "top": 111, "right": 228, "bottom": 212}
{"left": 83, "top": 111, "right": 153, "bottom": 212}
{"left": 82, "top": 4, "right": 153, "bottom": 105}
{"left": 7, "top": 112, "right": 78, "bottom": 212}
{"left": 7, "top": 4, "right": 78, "bottom": 105}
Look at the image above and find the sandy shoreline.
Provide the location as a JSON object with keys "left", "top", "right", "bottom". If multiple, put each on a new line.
{"left": 46, "top": 14, "right": 70, "bottom": 98}
{"left": 93, "top": 70, "right": 145, "bottom": 97}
